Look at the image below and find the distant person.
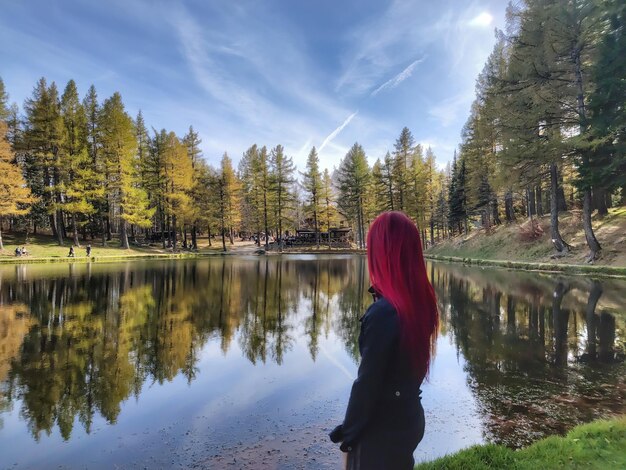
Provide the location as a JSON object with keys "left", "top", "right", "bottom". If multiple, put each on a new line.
{"left": 329, "top": 212, "right": 439, "bottom": 470}
{"left": 15, "top": 247, "right": 21, "bottom": 257}
{"left": 68, "top": 246, "right": 75, "bottom": 257}
{"left": 86, "top": 244, "right": 91, "bottom": 257}
{"left": 21, "top": 247, "right": 27, "bottom": 256}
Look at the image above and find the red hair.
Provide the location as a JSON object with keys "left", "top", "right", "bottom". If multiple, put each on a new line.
{"left": 366, "top": 211, "right": 439, "bottom": 380}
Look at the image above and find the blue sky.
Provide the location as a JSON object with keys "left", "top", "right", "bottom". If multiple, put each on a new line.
{"left": 0, "top": 0, "right": 507, "bottom": 171}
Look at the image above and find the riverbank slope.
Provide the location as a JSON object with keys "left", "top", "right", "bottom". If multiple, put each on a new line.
{"left": 426, "top": 207, "right": 626, "bottom": 267}
{"left": 415, "top": 416, "right": 626, "bottom": 469}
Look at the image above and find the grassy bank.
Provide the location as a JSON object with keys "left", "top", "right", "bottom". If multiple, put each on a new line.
{"left": 424, "top": 254, "right": 626, "bottom": 277}
{"left": 426, "top": 207, "right": 626, "bottom": 268}
{"left": 416, "top": 416, "right": 626, "bottom": 469}
{"left": 0, "top": 233, "right": 239, "bottom": 265}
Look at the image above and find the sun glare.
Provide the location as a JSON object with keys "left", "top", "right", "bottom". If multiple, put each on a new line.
{"left": 469, "top": 12, "right": 493, "bottom": 27}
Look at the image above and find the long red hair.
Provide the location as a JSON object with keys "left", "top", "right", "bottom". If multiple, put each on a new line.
{"left": 366, "top": 211, "right": 439, "bottom": 380}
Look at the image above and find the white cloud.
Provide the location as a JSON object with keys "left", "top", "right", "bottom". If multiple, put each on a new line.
{"left": 428, "top": 91, "right": 474, "bottom": 128}
{"left": 468, "top": 12, "right": 494, "bottom": 28}
{"left": 318, "top": 111, "right": 358, "bottom": 154}
{"left": 370, "top": 57, "right": 425, "bottom": 96}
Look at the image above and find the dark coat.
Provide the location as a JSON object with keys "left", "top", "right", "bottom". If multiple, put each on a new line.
{"left": 329, "top": 293, "right": 425, "bottom": 470}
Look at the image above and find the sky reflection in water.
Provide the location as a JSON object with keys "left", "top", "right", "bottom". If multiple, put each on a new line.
{"left": 0, "top": 256, "right": 624, "bottom": 469}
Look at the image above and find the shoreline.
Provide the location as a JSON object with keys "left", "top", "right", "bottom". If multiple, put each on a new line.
{"left": 424, "top": 254, "right": 626, "bottom": 278}
{"left": 2, "top": 248, "right": 626, "bottom": 278}
{"left": 415, "top": 416, "right": 626, "bottom": 469}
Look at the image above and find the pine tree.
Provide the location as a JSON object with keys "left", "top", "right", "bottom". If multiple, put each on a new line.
{"left": 60, "top": 79, "right": 100, "bottom": 246}
{"left": 0, "top": 121, "right": 35, "bottom": 249}
{"left": 587, "top": 1, "right": 626, "bottom": 205}
{"left": 217, "top": 153, "right": 241, "bottom": 251}
{"left": 82, "top": 84, "right": 107, "bottom": 242}
{"left": 183, "top": 125, "right": 203, "bottom": 248}
{"left": 269, "top": 144, "right": 295, "bottom": 251}
{"left": 392, "top": 127, "right": 415, "bottom": 211}
{"left": 302, "top": 146, "right": 322, "bottom": 247}
{"left": 23, "top": 78, "right": 65, "bottom": 244}
{"left": 320, "top": 168, "right": 338, "bottom": 245}
{"left": 99, "top": 92, "right": 152, "bottom": 249}
{"left": 336, "top": 142, "right": 370, "bottom": 248}
{"left": 162, "top": 131, "right": 192, "bottom": 250}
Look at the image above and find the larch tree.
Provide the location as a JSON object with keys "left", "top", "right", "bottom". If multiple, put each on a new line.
{"left": 83, "top": 84, "right": 107, "bottom": 243}
{"left": 184, "top": 125, "right": 203, "bottom": 248}
{"left": 162, "top": 131, "right": 192, "bottom": 250}
{"left": 0, "top": 77, "right": 9, "bottom": 121}
{"left": 269, "top": 144, "right": 295, "bottom": 251}
{"left": 218, "top": 153, "right": 241, "bottom": 251}
{"left": 99, "top": 92, "right": 152, "bottom": 249}
{"left": 60, "top": 79, "right": 100, "bottom": 246}
{"left": 0, "top": 121, "right": 35, "bottom": 249}
{"left": 23, "top": 78, "right": 65, "bottom": 244}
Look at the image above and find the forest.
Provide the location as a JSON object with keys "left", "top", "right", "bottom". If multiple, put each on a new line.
{"left": 0, "top": 0, "right": 624, "bottom": 259}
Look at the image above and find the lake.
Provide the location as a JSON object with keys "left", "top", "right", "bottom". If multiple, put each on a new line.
{"left": 0, "top": 256, "right": 624, "bottom": 469}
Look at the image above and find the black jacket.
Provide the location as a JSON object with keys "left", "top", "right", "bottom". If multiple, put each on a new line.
{"left": 330, "top": 292, "right": 423, "bottom": 454}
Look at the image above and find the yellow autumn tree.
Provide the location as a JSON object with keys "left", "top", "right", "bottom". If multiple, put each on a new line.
{"left": 0, "top": 121, "right": 35, "bottom": 250}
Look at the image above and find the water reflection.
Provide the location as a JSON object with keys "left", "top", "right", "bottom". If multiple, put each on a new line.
{"left": 436, "top": 264, "right": 625, "bottom": 447}
{"left": 0, "top": 257, "right": 370, "bottom": 443}
{"left": 0, "top": 257, "right": 624, "bottom": 457}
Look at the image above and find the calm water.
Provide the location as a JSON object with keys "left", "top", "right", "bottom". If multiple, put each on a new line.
{"left": 0, "top": 256, "right": 624, "bottom": 469}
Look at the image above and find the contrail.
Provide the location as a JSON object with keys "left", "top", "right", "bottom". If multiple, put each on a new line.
{"left": 318, "top": 111, "right": 358, "bottom": 153}
{"left": 370, "top": 57, "right": 426, "bottom": 96}
{"left": 319, "top": 344, "right": 355, "bottom": 381}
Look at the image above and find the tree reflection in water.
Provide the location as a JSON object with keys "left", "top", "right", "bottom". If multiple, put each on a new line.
{"left": 0, "top": 257, "right": 623, "bottom": 448}
{"left": 436, "top": 264, "right": 625, "bottom": 447}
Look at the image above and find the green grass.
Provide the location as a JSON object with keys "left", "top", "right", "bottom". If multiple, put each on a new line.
{"left": 0, "top": 233, "right": 224, "bottom": 264}
{"left": 424, "top": 254, "right": 626, "bottom": 278}
{"left": 416, "top": 416, "right": 626, "bottom": 470}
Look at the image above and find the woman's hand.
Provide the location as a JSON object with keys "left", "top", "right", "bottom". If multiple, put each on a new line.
{"left": 329, "top": 424, "right": 343, "bottom": 443}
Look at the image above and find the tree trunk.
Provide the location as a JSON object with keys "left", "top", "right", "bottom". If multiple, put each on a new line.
{"left": 550, "top": 163, "right": 569, "bottom": 254}
{"left": 229, "top": 227, "right": 234, "bottom": 245}
{"left": 492, "top": 196, "right": 501, "bottom": 225}
{"left": 161, "top": 209, "right": 166, "bottom": 249}
{"left": 263, "top": 192, "right": 269, "bottom": 250}
{"left": 582, "top": 189, "right": 601, "bottom": 261}
{"left": 528, "top": 186, "right": 536, "bottom": 215}
{"left": 505, "top": 190, "right": 514, "bottom": 223}
{"left": 552, "top": 281, "right": 569, "bottom": 367}
{"left": 594, "top": 187, "right": 608, "bottom": 217}
{"left": 314, "top": 209, "right": 319, "bottom": 248}
{"left": 101, "top": 215, "right": 107, "bottom": 246}
{"left": 72, "top": 215, "right": 80, "bottom": 247}
{"left": 120, "top": 219, "right": 129, "bottom": 249}
{"left": 55, "top": 210, "right": 65, "bottom": 246}
{"left": 0, "top": 218, "right": 3, "bottom": 251}
{"left": 585, "top": 281, "right": 602, "bottom": 360}
{"left": 536, "top": 185, "right": 544, "bottom": 217}
{"left": 430, "top": 219, "right": 434, "bottom": 247}
{"left": 191, "top": 224, "right": 197, "bottom": 250}
{"left": 171, "top": 215, "right": 177, "bottom": 251}
{"left": 207, "top": 224, "right": 212, "bottom": 247}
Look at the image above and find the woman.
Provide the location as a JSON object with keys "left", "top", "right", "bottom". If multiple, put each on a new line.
{"left": 329, "top": 211, "right": 439, "bottom": 469}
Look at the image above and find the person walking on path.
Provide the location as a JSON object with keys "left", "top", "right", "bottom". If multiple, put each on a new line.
{"left": 68, "top": 246, "right": 75, "bottom": 257}
{"left": 329, "top": 211, "right": 439, "bottom": 470}
{"left": 86, "top": 244, "right": 91, "bottom": 257}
